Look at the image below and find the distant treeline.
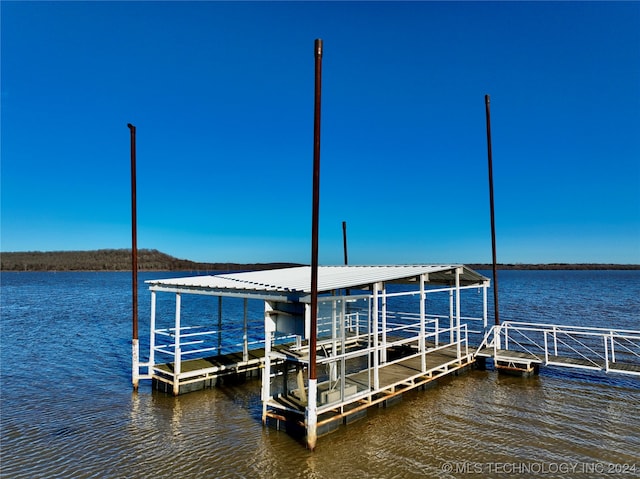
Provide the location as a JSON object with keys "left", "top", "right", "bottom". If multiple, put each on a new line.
{"left": 0, "top": 249, "right": 302, "bottom": 272}
{"left": 1, "top": 250, "right": 638, "bottom": 272}
{"left": 467, "top": 263, "right": 640, "bottom": 271}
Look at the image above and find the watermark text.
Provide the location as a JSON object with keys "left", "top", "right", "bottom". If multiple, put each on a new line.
{"left": 440, "top": 461, "right": 636, "bottom": 475}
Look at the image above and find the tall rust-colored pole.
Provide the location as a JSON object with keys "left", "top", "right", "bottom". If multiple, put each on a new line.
{"left": 484, "top": 95, "right": 500, "bottom": 325}
{"left": 128, "top": 123, "right": 140, "bottom": 389}
{"left": 307, "top": 38, "right": 323, "bottom": 451}
{"left": 342, "top": 221, "right": 348, "bottom": 265}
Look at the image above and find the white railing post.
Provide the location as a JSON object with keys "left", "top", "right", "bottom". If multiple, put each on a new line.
{"left": 482, "top": 282, "right": 488, "bottom": 330}
{"left": 504, "top": 323, "right": 510, "bottom": 351}
{"left": 217, "top": 296, "right": 223, "bottom": 355}
{"left": 604, "top": 335, "right": 609, "bottom": 372}
{"left": 553, "top": 325, "right": 558, "bottom": 356}
{"left": 420, "top": 274, "right": 426, "bottom": 372}
{"left": 149, "top": 290, "right": 156, "bottom": 372}
{"left": 341, "top": 299, "right": 346, "bottom": 401}
{"left": 243, "top": 298, "right": 249, "bottom": 362}
{"left": 544, "top": 330, "right": 549, "bottom": 364}
{"left": 449, "top": 289, "right": 454, "bottom": 344}
{"left": 173, "top": 292, "right": 181, "bottom": 396}
{"left": 331, "top": 297, "right": 338, "bottom": 382}
{"left": 381, "top": 286, "right": 387, "bottom": 363}
{"left": 455, "top": 268, "right": 461, "bottom": 359}
{"left": 610, "top": 332, "right": 616, "bottom": 363}
{"left": 373, "top": 282, "right": 380, "bottom": 391}
{"left": 262, "top": 301, "right": 276, "bottom": 424}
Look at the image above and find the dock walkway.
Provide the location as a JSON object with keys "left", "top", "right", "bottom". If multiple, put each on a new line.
{"left": 476, "top": 321, "right": 640, "bottom": 376}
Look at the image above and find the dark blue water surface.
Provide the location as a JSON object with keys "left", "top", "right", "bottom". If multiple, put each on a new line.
{"left": 1, "top": 270, "right": 639, "bottom": 478}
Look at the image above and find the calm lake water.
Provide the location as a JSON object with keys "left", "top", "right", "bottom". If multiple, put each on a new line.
{"left": 1, "top": 270, "right": 639, "bottom": 478}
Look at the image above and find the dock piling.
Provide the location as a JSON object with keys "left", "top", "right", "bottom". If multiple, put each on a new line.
{"left": 128, "top": 123, "right": 139, "bottom": 391}
{"left": 484, "top": 95, "right": 500, "bottom": 326}
{"left": 308, "top": 37, "right": 323, "bottom": 451}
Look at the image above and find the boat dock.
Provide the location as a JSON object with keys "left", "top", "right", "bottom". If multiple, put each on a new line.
{"left": 134, "top": 264, "right": 491, "bottom": 449}
{"left": 133, "top": 265, "right": 640, "bottom": 449}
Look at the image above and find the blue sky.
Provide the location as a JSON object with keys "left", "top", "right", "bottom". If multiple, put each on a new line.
{"left": 2, "top": 1, "right": 639, "bottom": 265}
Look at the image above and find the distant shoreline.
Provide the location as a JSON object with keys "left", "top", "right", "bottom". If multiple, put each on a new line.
{"left": 1, "top": 249, "right": 638, "bottom": 272}
{"left": 466, "top": 263, "right": 640, "bottom": 271}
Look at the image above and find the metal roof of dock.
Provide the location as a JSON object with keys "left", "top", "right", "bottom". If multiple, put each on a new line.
{"left": 146, "top": 265, "right": 489, "bottom": 299}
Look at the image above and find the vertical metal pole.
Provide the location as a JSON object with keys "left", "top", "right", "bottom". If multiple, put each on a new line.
{"left": 342, "top": 221, "right": 348, "bottom": 265}
{"left": 128, "top": 123, "right": 139, "bottom": 391}
{"left": 307, "top": 38, "right": 323, "bottom": 452}
{"left": 485, "top": 95, "right": 500, "bottom": 326}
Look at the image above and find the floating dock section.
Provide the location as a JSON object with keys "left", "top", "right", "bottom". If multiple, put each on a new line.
{"left": 136, "top": 265, "right": 491, "bottom": 448}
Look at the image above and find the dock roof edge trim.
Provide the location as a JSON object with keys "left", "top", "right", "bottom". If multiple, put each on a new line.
{"left": 145, "top": 265, "right": 490, "bottom": 295}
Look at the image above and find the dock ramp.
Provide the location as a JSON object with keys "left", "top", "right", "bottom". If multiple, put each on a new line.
{"left": 476, "top": 321, "right": 640, "bottom": 376}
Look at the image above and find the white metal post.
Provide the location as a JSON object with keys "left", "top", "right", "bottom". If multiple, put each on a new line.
{"left": 149, "top": 290, "right": 156, "bottom": 370}
{"left": 455, "top": 268, "right": 461, "bottom": 360}
{"left": 604, "top": 335, "right": 609, "bottom": 371}
{"left": 262, "top": 301, "right": 275, "bottom": 424}
{"left": 372, "top": 282, "right": 380, "bottom": 391}
{"left": 504, "top": 323, "right": 509, "bottom": 350}
{"left": 173, "top": 292, "right": 181, "bottom": 396}
{"left": 132, "top": 339, "right": 139, "bottom": 389}
{"left": 381, "top": 285, "right": 387, "bottom": 363}
{"left": 610, "top": 332, "right": 616, "bottom": 363}
{"left": 217, "top": 296, "right": 223, "bottom": 355}
{"left": 330, "top": 297, "right": 338, "bottom": 382}
{"left": 306, "top": 378, "right": 318, "bottom": 450}
{"left": 482, "top": 282, "right": 488, "bottom": 330}
{"left": 544, "top": 330, "right": 549, "bottom": 364}
{"left": 243, "top": 298, "right": 249, "bottom": 362}
{"left": 340, "top": 298, "right": 346, "bottom": 400}
{"left": 449, "top": 289, "right": 454, "bottom": 344}
{"left": 420, "top": 274, "right": 426, "bottom": 372}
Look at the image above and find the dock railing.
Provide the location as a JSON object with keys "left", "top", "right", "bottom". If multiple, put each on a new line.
{"left": 477, "top": 321, "right": 640, "bottom": 376}
{"left": 149, "top": 321, "right": 297, "bottom": 382}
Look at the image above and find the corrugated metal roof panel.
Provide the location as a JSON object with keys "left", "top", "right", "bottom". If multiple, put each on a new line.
{"left": 146, "top": 265, "right": 489, "bottom": 295}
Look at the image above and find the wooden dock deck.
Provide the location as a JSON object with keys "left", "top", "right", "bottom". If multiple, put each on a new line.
{"left": 152, "top": 345, "right": 289, "bottom": 394}
{"left": 266, "top": 342, "right": 475, "bottom": 436}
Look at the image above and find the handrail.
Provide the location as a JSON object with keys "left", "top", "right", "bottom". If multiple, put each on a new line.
{"left": 476, "top": 322, "right": 640, "bottom": 376}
